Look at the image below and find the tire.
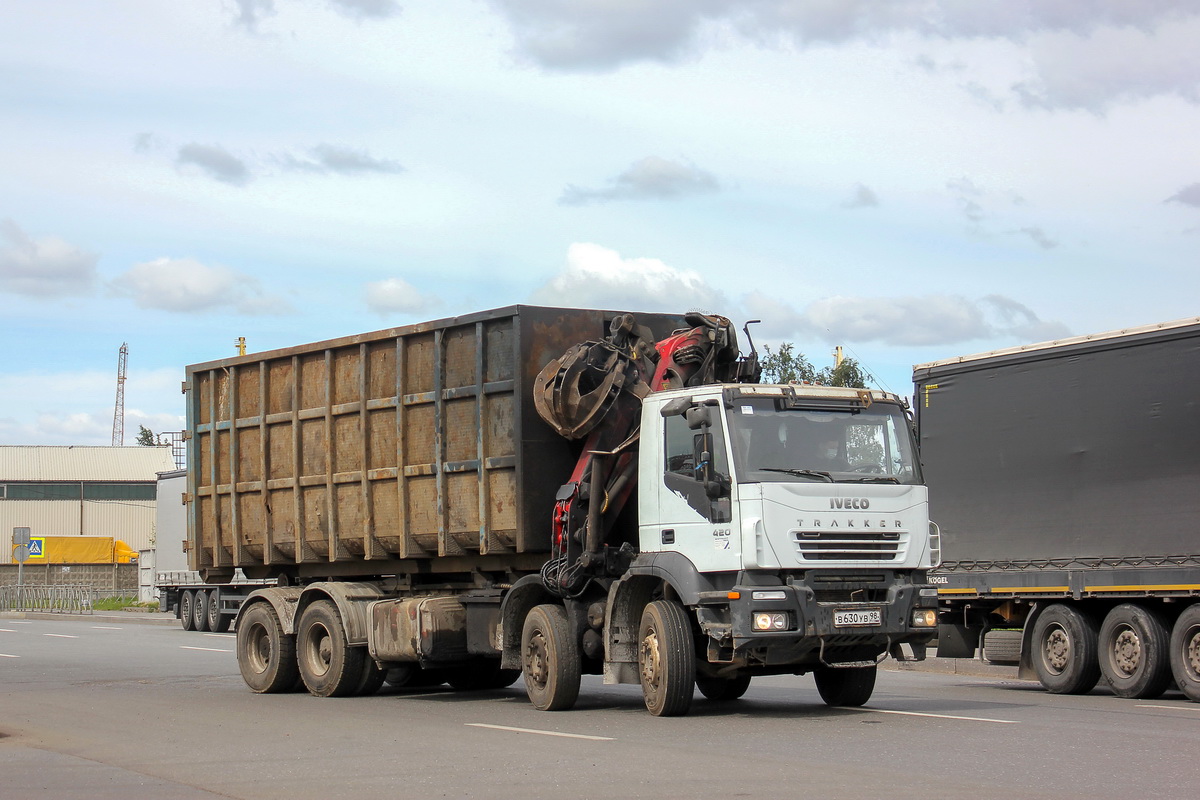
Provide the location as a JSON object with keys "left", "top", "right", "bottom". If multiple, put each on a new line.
{"left": 296, "top": 599, "right": 365, "bottom": 698}
{"left": 1030, "top": 604, "right": 1101, "bottom": 694}
{"left": 179, "top": 590, "right": 196, "bottom": 631}
{"left": 354, "top": 652, "right": 387, "bottom": 696}
{"left": 638, "top": 600, "right": 695, "bottom": 717}
{"left": 696, "top": 674, "right": 751, "bottom": 702}
{"left": 236, "top": 601, "right": 300, "bottom": 693}
{"left": 1098, "top": 604, "right": 1172, "bottom": 699}
{"left": 207, "top": 590, "right": 231, "bottom": 633}
{"left": 1170, "top": 605, "right": 1200, "bottom": 702}
{"left": 521, "top": 604, "right": 581, "bottom": 711}
{"left": 193, "top": 589, "right": 212, "bottom": 632}
{"left": 814, "top": 665, "right": 877, "bottom": 707}
{"left": 446, "top": 661, "right": 522, "bottom": 691}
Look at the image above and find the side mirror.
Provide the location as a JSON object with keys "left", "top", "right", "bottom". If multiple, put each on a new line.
{"left": 685, "top": 406, "right": 712, "bottom": 430}
{"left": 660, "top": 396, "right": 693, "bottom": 418}
{"left": 692, "top": 433, "right": 714, "bottom": 484}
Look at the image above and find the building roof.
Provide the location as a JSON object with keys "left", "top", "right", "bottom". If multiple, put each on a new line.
{"left": 0, "top": 446, "right": 178, "bottom": 482}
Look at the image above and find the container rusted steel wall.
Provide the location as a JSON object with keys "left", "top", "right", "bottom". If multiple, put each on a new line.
{"left": 185, "top": 306, "right": 685, "bottom": 580}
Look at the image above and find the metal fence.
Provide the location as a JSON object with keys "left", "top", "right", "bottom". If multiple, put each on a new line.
{"left": 0, "top": 585, "right": 136, "bottom": 613}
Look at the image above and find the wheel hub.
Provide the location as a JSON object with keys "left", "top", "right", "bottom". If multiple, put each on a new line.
{"left": 1185, "top": 627, "right": 1200, "bottom": 677}
{"left": 1044, "top": 627, "right": 1070, "bottom": 673}
{"left": 525, "top": 633, "right": 549, "bottom": 687}
{"left": 1112, "top": 627, "right": 1141, "bottom": 677}
{"left": 640, "top": 630, "right": 662, "bottom": 692}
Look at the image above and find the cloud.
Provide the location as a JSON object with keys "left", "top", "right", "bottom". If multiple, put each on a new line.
{"left": 530, "top": 242, "right": 727, "bottom": 312}
{"left": 110, "top": 257, "right": 292, "bottom": 315}
{"left": 559, "top": 157, "right": 720, "bottom": 205}
{"left": 1015, "top": 226, "right": 1058, "bottom": 249}
{"left": 176, "top": 144, "right": 252, "bottom": 186}
{"left": 229, "top": 0, "right": 276, "bottom": 31}
{"left": 1166, "top": 183, "right": 1200, "bottom": 207}
{"left": 279, "top": 144, "right": 404, "bottom": 175}
{"left": 0, "top": 220, "right": 98, "bottom": 298}
{"left": 744, "top": 291, "right": 1070, "bottom": 347}
{"left": 365, "top": 277, "right": 439, "bottom": 315}
{"left": 329, "top": 0, "right": 401, "bottom": 20}
{"left": 841, "top": 183, "right": 880, "bottom": 209}
{"left": 489, "top": 1, "right": 1199, "bottom": 109}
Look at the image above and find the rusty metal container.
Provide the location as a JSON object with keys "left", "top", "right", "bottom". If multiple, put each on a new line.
{"left": 185, "top": 305, "right": 684, "bottom": 580}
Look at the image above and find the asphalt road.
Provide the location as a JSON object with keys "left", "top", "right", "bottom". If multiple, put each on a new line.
{"left": 2, "top": 614, "right": 1199, "bottom": 799}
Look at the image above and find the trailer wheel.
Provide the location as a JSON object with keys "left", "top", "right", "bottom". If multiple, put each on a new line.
{"left": 206, "top": 590, "right": 230, "bottom": 633}
{"left": 814, "top": 665, "right": 876, "bottom": 707}
{"left": 638, "top": 600, "right": 695, "bottom": 717}
{"left": 696, "top": 674, "right": 751, "bottom": 702}
{"left": 1169, "top": 605, "right": 1200, "bottom": 702}
{"left": 1099, "top": 604, "right": 1172, "bottom": 699}
{"left": 296, "top": 599, "right": 365, "bottom": 698}
{"left": 354, "top": 653, "right": 387, "bottom": 696}
{"left": 193, "top": 590, "right": 212, "bottom": 632}
{"left": 179, "top": 590, "right": 196, "bottom": 631}
{"left": 1031, "top": 604, "right": 1101, "bottom": 694}
{"left": 521, "top": 604, "right": 580, "bottom": 711}
{"left": 236, "top": 602, "right": 300, "bottom": 693}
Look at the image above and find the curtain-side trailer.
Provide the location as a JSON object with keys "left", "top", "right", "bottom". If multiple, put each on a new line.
{"left": 914, "top": 317, "right": 1200, "bottom": 701}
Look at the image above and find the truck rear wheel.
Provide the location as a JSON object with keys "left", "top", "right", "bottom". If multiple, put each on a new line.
{"left": 1031, "top": 604, "right": 1101, "bottom": 694}
{"left": 814, "top": 665, "right": 876, "bottom": 707}
{"left": 1169, "top": 605, "right": 1200, "bottom": 702}
{"left": 696, "top": 674, "right": 751, "bottom": 702}
{"left": 236, "top": 602, "right": 300, "bottom": 693}
{"left": 206, "top": 590, "right": 231, "bottom": 633}
{"left": 193, "top": 590, "right": 212, "bottom": 632}
{"left": 355, "top": 655, "right": 387, "bottom": 696}
{"left": 1099, "top": 604, "right": 1172, "bottom": 699}
{"left": 297, "top": 599, "right": 365, "bottom": 697}
{"left": 179, "top": 590, "right": 196, "bottom": 631}
{"left": 521, "top": 604, "right": 580, "bottom": 711}
{"left": 638, "top": 600, "right": 695, "bottom": 717}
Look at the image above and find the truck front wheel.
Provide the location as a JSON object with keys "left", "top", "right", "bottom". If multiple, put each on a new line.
{"left": 521, "top": 604, "right": 580, "bottom": 711}
{"left": 1031, "top": 604, "right": 1101, "bottom": 694}
{"left": 1169, "top": 605, "right": 1200, "bottom": 702}
{"left": 296, "top": 599, "right": 365, "bottom": 697}
{"left": 236, "top": 602, "right": 300, "bottom": 693}
{"left": 814, "top": 665, "right": 876, "bottom": 707}
{"left": 1099, "top": 604, "right": 1172, "bottom": 699}
{"left": 638, "top": 600, "right": 695, "bottom": 717}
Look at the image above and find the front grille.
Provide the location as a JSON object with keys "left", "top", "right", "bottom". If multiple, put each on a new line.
{"left": 791, "top": 530, "right": 907, "bottom": 562}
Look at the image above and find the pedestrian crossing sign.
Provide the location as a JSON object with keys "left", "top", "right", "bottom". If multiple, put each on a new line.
{"left": 27, "top": 537, "right": 44, "bottom": 557}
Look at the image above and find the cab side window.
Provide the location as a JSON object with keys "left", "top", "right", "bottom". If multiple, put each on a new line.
{"left": 663, "top": 413, "right": 731, "bottom": 523}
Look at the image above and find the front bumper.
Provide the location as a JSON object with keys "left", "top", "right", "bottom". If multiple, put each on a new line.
{"left": 696, "top": 570, "right": 937, "bottom": 668}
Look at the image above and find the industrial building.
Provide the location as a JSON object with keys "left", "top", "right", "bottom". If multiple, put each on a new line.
{"left": 1, "top": 445, "right": 177, "bottom": 564}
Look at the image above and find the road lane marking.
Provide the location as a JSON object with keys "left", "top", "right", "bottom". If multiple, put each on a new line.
{"left": 857, "top": 708, "right": 1019, "bottom": 724}
{"left": 91, "top": 626, "right": 123, "bottom": 630}
{"left": 1137, "top": 704, "right": 1200, "bottom": 713}
{"left": 7, "top": 620, "right": 32, "bottom": 624}
{"left": 203, "top": 633, "right": 235, "bottom": 639}
{"left": 0, "top": 628, "right": 17, "bottom": 632}
{"left": 466, "top": 723, "right": 614, "bottom": 741}
{"left": 180, "top": 646, "right": 233, "bottom": 653}
{"left": 0, "top": 653, "right": 18, "bottom": 658}
{"left": 43, "top": 633, "right": 79, "bottom": 639}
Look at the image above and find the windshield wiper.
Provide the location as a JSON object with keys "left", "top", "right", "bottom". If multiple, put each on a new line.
{"left": 839, "top": 476, "right": 901, "bottom": 484}
{"left": 759, "top": 467, "right": 834, "bottom": 482}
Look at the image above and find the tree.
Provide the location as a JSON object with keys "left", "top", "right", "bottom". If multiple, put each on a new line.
{"left": 135, "top": 425, "right": 157, "bottom": 447}
{"left": 761, "top": 344, "right": 868, "bottom": 389}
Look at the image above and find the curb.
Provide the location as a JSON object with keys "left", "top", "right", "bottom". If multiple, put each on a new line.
{"left": 1, "top": 610, "right": 180, "bottom": 627}
{"left": 881, "top": 655, "right": 1022, "bottom": 680}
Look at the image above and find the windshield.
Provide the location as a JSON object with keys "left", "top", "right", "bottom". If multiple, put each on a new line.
{"left": 727, "top": 397, "right": 922, "bottom": 485}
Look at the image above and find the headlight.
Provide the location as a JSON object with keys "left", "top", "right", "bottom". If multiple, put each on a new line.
{"left": 752, "top": 612, "right": 789, "bottom": 631}
{"left": 911, "top": 609, "right": 938, "bottom": 628}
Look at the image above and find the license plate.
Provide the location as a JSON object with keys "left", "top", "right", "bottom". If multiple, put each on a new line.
{"left": 834, "top": 608, "right": 882, "bottom": 627}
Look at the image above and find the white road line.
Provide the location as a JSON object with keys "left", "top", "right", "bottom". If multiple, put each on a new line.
{"left": 7, "top": 620, "right": 32, "bottom": 624}
{"left": 466, "top": 723, "right": 614, "bottom": 741}
{"left": 1137, "top": 704, "right": 1200, "bottom": 713}
{"left": 0, "top": 628, "right": 17, "bottom": 632}
{"left": 203, "top": 633, "right": 235, "bottom": 639}
{"left": 0, "top": 653, "right": 18, "bottom": 658}
{"left": 43, "top": 633, "right": 79, "bottom": 639}
{"left": 858, "top": 708, "right": 1019, "bottom": 724}
{"left": 180, "top": 646, "right": 233, "bottom": 653}
{"left": 91, "top": 626, "right": 123, "bottom": 630}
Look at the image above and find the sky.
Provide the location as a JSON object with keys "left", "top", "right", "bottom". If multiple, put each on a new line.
{"left": 2, "top": 0, "right": 1198, "bottom": 445}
